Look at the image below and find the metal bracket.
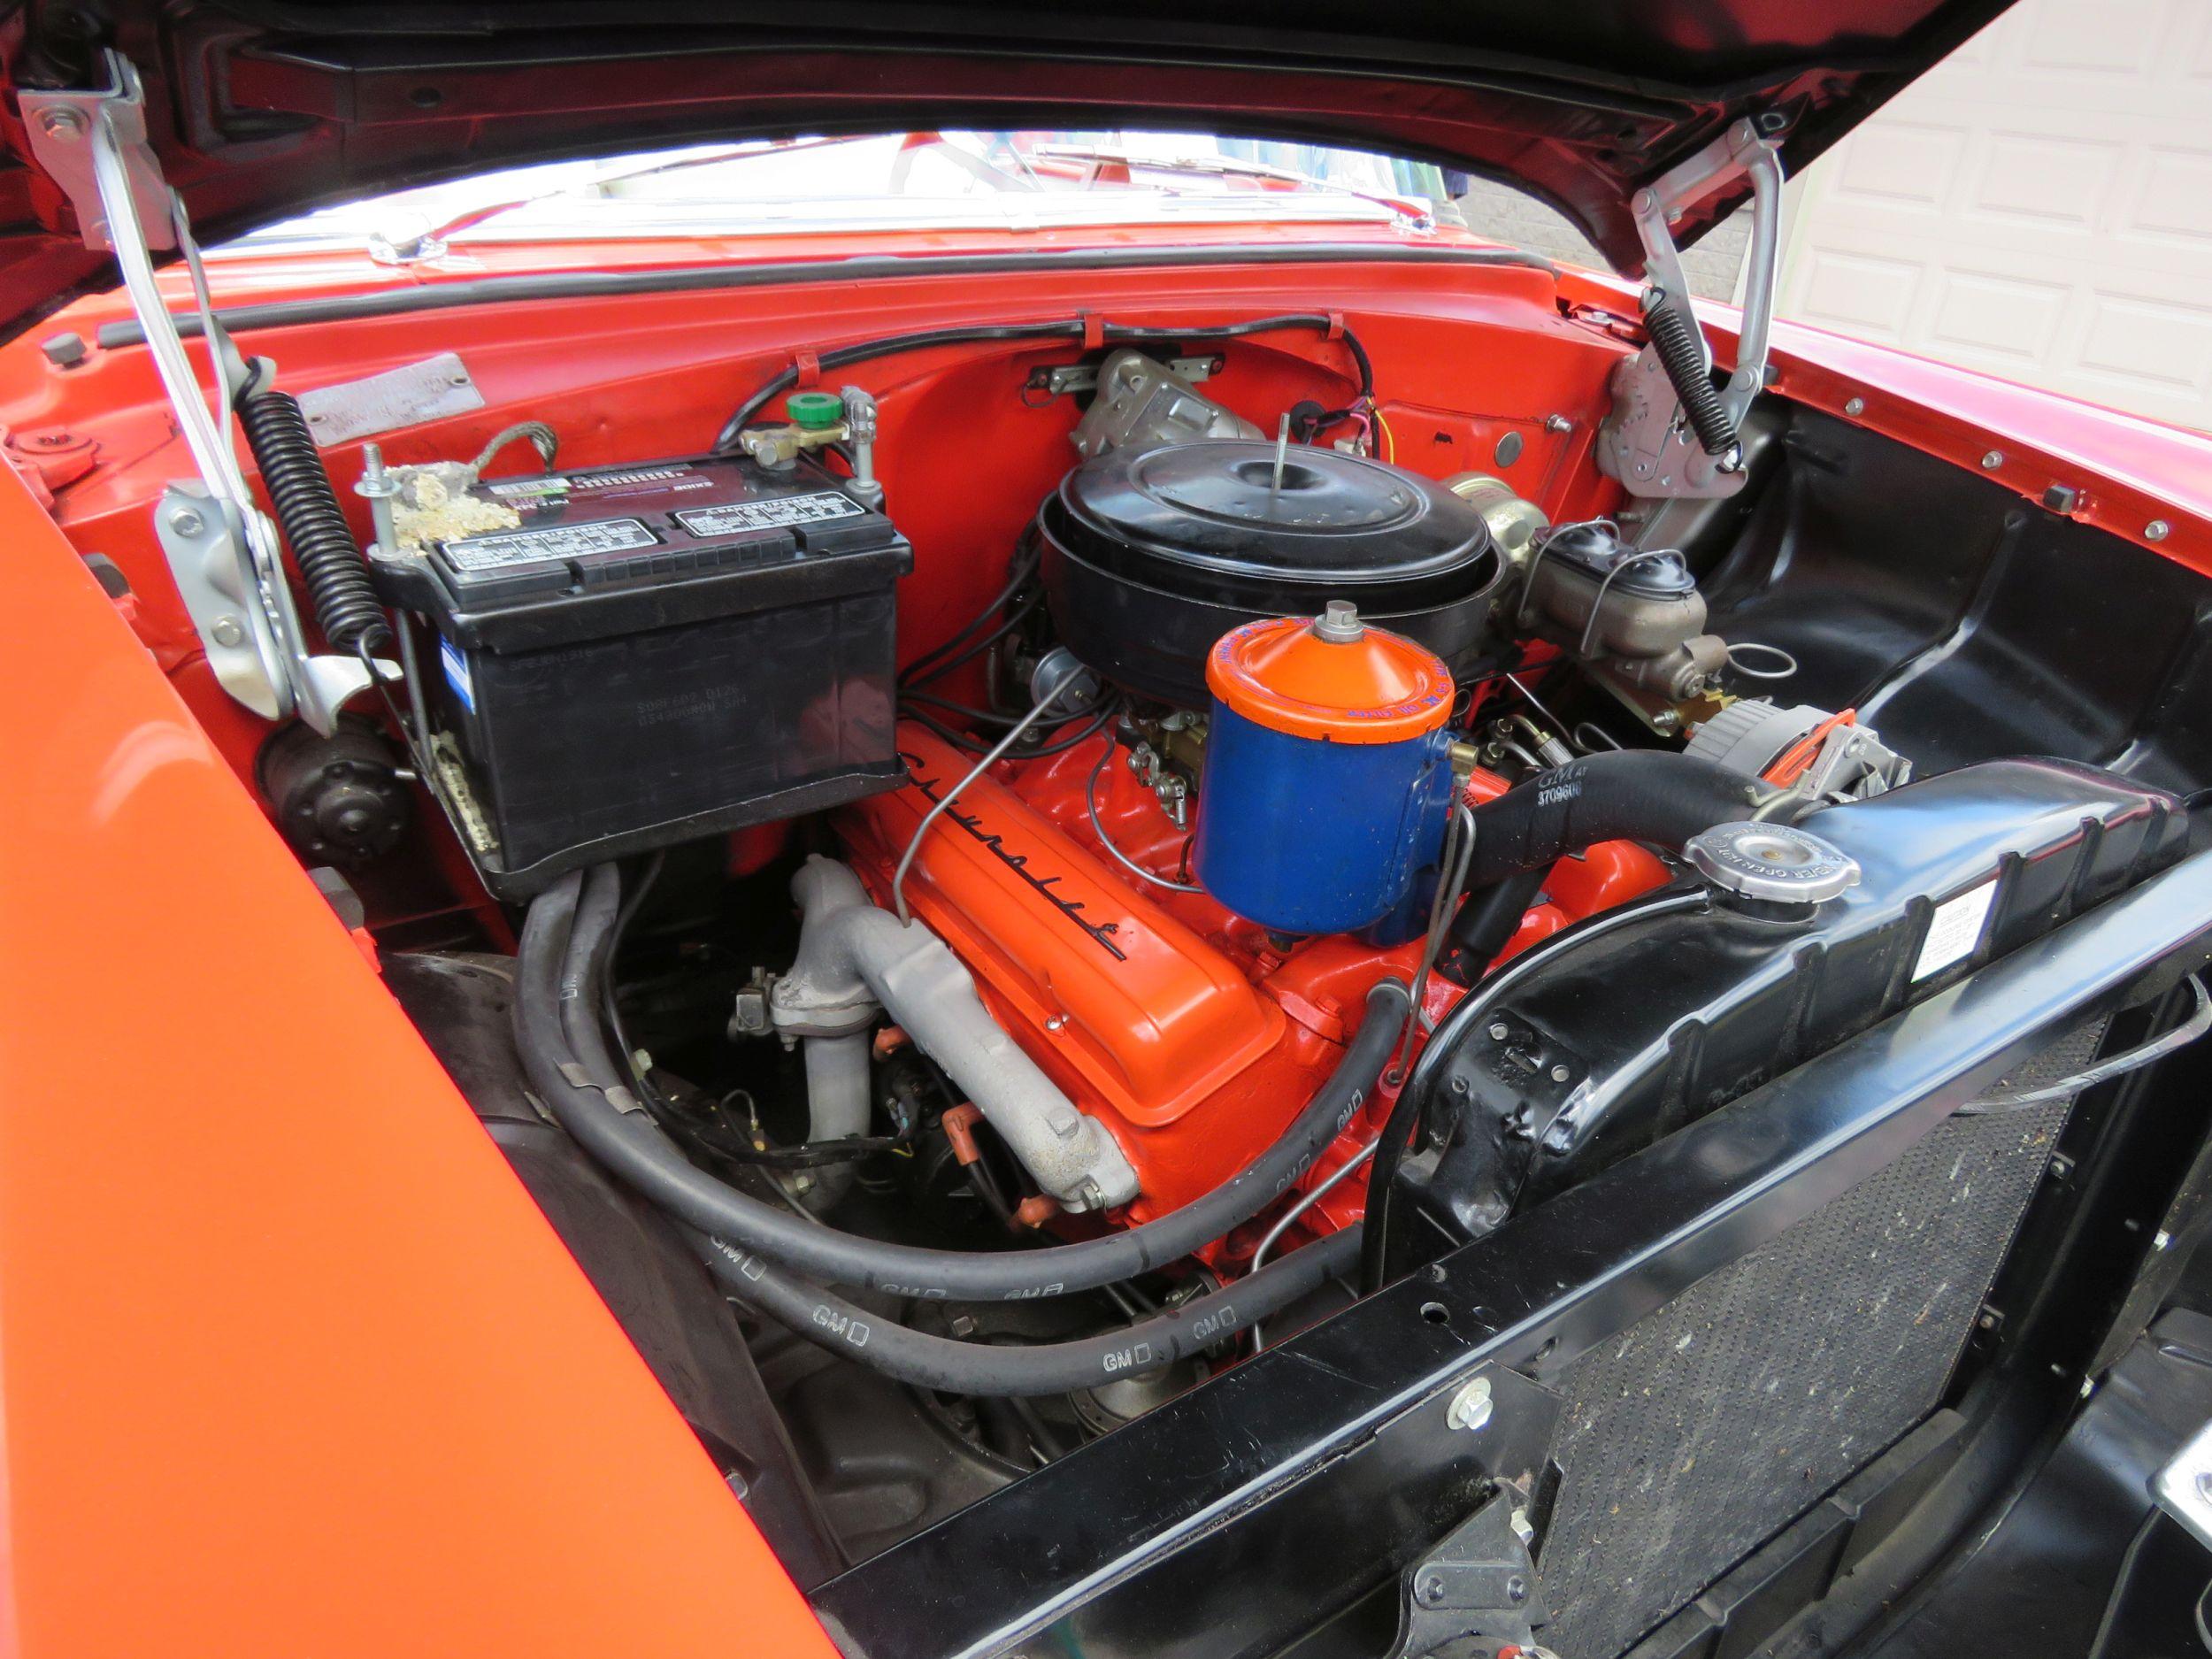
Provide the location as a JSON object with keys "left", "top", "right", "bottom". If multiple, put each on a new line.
{"left": 2155, "top": 1417, "right": 2212, "bottom": 1552}
{"left": 20, "top": 58, "right": 172, "bottom": 255}
{"left": 1390, "top": 1491, "right": 1553, "bottom": 1659}
{"left": 1026, "top": 354, "right": 1220, "bottom": 399}
{"left": 22, "top": 50, "right": 379, "bottom": 734}
{"left": 1596, "top": 118, "right": 1787, "bottom": 501}
{"left": 154, "top": 483, "right": 289, "bottom": 719}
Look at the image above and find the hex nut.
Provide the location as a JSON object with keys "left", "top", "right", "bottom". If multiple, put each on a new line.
{"left": 1445, "top": 1375, "right": 1494, "bottom": 1432}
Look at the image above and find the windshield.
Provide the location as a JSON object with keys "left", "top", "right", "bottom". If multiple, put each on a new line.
{"left": 220, "top": 131, "right": 1466, "bottom": 257}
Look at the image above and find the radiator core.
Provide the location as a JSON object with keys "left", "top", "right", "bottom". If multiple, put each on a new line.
{"left": 1537, "top": 1022, "right": 2100, "bottom": 1657}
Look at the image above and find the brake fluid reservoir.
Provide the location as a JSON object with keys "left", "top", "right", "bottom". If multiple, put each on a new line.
{"left": 1195, "top": 603, "right": 1458, "bottom": 940}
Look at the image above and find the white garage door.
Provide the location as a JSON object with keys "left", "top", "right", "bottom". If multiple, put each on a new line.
{"left": 1776, "top": 0, "right": 2212, "bottom": 433}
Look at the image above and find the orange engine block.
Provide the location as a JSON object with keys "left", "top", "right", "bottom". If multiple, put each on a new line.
{"left": 839, "top": 723, "right": 1666, "bottom": 1227}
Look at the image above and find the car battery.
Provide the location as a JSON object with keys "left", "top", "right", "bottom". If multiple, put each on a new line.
{"left": 370, "top": 451, "right": 909, "bottom": 898}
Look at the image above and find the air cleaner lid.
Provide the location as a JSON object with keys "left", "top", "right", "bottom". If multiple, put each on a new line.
{"left": 1208, "top": 603, "right": 1454, "bottom": 744}
{"left": 1047, "top": 440, "right": 1494, "bottom": 611}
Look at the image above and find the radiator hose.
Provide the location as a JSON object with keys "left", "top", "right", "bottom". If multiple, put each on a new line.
{"left": 514, "top": 865, "right": 1408, "bottom": 1303}
{"left": 521, "top": 867, "right": 1364, "bottom": 1394}
{"left": 1460, "top": 749, "right": 1782, "bottom": 893}
{"left": 238, "top": 365, "right": 391, "bottom": 656}
{"left": 1442, "top": 749, "right": 1780, "bottom": 979}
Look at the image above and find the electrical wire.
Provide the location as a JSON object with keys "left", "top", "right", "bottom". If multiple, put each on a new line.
{"left": 899, "top": 537, "right": 1042, "bottom": 689}
{"left": 714, "top": 312, "right": 1375, "bottom": 453}
{"left": 902, "top": 690, "right": 1042, "bottom": 727}
{"left": 902, "top": 699, "right": 1118, "bottom": 761}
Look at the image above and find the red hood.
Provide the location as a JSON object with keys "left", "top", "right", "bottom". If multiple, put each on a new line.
{"left": 0, "top": 0, "right": 2014, "bottom": 336}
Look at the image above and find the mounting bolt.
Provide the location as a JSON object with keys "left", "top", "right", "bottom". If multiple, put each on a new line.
{"left": 210, "top": 615, "right": 245, "bottom": 648}
{"left": 1544, "top": 414, "right": 1572, "bottom": 434}
{"left": 1445, "top": 1375, "right": 1493, "bottom": 1432}
{"left": 1506, "top": 1575, "right": 1530, "bottom": 1606}
{"left": 37, "top": 107, "right": 86, "bottom": 141}
{"left": 1843, "top": 396, "right": 1866, "bottom": 418}
{"left": 1417, "top": 1575, "right": 1448, "bottom": 1607}
{"left": 1549, "top": 1064, "right": 1571, "bottom": 1083}
{"left": 167, "top": 505, "right": 205, "bottom": 537}
{"left": 1488, "top": 1022, "right": 1510, "bottom": 1042}
{"left": 949, "top": 1314, "right": 979, "bottom": 1338}
{"left": 1981, "top": 450, "right": 2004, "bottom": 470}
{"left": 2147, "top": 519, "right": 2171, "bottom": 542}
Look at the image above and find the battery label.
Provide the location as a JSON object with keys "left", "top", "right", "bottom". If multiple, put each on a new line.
{"left": 485, "top": 465, "right": 697, "bottom": 499}
{"left": 442, "top": 518, "right": 660, "bottom": 569}
{"left": 438, "top": 636, "right": 475, "bottom": 712}
{"left": 674, "top": 492, "right": 864, "bottom": 537}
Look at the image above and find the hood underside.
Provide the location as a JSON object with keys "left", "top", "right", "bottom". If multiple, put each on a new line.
{"left": 0, "top": 0, "right": 2014, "bottom": 336}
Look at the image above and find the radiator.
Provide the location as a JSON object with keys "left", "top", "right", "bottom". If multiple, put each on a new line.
{"left": 1536, "top": 1021, "right": 2101, "bottom": 1657}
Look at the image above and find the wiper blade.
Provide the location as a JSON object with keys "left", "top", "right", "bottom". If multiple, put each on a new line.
{"left": 1025, "top": 143, "right": 1434, "bottom": 229}
{"left": 411, "top": 134, "right": 893, "bottom": 254}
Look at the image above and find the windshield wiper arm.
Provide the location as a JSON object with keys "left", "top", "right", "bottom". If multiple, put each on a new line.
{"left": 1025, "top": 143, "right": 1434, "bottom": 229}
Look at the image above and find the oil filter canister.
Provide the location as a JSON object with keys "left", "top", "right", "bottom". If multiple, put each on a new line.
{"left": 1194, "top": 602, "right": 1458, "bottom": 939}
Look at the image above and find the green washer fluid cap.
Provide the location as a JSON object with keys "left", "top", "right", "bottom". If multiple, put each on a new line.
{"left": 786, "top": 391, "right": 844, "bottom": 431}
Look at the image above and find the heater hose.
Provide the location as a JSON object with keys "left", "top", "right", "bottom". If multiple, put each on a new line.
{"left": 514, "top": 866, "right": 1407, "bottom": 1302}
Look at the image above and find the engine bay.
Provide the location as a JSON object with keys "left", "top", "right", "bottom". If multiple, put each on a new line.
{"left": 14, "top": 241, "right": 2212, "bottom": 1646}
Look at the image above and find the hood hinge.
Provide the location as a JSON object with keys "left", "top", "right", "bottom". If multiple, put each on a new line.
{"left": 21, "top": 50, "right": 385, "bottom": 733}
{"left": 1595, "top": 117, "right": 1787, "bottom": 502}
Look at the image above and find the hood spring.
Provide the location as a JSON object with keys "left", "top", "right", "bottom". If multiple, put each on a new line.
{"left": 237, "top": 380, "right": 392, "bottom": 657}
